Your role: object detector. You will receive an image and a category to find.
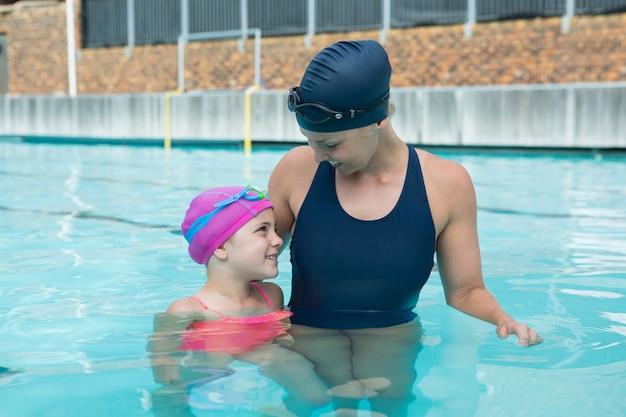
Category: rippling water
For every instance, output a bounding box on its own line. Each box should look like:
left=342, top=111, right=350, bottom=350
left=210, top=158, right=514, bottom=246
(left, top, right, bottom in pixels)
left=1, top=141, right=624, bottom=417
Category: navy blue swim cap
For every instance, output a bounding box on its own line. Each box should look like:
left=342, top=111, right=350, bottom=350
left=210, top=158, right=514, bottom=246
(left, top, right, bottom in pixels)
left=292, top=40, right=391, bottom=133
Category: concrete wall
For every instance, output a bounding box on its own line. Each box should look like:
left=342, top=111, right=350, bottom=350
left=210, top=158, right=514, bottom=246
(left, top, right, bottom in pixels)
left=0, top=93, right=164, bottom=141
left=2, top=82, right=624, bottom=148
left=394, top=83, right=626, bottom=148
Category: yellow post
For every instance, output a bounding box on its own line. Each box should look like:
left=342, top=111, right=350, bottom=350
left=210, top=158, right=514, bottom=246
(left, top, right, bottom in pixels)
left=164, top=91, right=172, bottom=151
left=244, top=84, right=260, bottom=156
left=164, top=90, right=181, bottom=151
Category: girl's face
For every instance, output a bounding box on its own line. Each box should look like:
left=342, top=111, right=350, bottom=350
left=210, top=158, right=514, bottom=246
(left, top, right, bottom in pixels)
left=223, top=209, right=282, bottom=280
left=302, top=124, right=380, bottom=175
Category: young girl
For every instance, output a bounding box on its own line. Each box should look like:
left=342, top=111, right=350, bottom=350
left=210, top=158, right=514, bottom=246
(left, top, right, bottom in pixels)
left=148, top=185, right=330, bottom=414
left=169, top=185, right=292, bottom=353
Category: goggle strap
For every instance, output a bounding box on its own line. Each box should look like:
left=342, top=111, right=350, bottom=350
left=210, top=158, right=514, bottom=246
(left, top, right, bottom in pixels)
left=183, top=185, right=267, bottom=244
left=289, top=88, right=389, bottom=124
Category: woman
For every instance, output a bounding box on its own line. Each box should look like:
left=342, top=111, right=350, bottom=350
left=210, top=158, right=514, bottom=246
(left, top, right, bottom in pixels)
left=268, top=40, right=542, bottom=415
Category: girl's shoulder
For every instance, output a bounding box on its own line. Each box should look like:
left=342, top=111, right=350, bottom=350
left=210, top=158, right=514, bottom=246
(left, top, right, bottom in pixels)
left=253, top=281, right=286, bottom=309
left=166, top=297, right=215, bottom=316
left=166, top=297, right=199, bottom=314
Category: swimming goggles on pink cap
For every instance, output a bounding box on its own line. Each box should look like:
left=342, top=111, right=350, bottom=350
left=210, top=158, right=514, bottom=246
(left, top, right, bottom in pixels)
left=288, top=87, right=390, bottom=124
left=184, top=185, right=267, bottom=244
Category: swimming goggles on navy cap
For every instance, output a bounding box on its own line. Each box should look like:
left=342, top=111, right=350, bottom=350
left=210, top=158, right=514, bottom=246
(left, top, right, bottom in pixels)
left=288, top=87, right=390, bottom=124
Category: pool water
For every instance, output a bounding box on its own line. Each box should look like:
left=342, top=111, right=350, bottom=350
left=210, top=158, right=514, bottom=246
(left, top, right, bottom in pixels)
left=1, top=140, right=625, bottom=417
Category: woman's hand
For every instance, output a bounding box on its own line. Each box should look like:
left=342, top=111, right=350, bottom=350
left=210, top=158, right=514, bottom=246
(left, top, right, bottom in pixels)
left=496, top=319, right=544, bottom=347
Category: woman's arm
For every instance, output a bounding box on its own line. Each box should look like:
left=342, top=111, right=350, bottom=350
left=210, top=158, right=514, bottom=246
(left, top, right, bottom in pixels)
left=435, top=160, right=542, bottom=347
left=268, top=145, right=317, bottom=254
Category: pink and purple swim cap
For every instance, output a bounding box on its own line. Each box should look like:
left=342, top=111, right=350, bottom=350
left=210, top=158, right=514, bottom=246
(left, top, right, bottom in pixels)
left=181, top=186, right=274, bottom=265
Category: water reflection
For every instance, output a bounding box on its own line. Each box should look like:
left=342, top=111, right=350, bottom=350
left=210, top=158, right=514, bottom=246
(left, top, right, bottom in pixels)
left=285, top=320, right=425, bottom=416
left=146, top=315, right=460, bottom=416
left=148, top=312, right=328, bottom=416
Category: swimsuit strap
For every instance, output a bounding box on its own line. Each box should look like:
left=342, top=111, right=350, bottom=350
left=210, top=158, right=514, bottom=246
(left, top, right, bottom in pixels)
left=250, top=282, right=274, bottom=308
left=189, top=295, right=210, bottom=309
left=188, top=296, right=225, bottom=317
left=188, top=282, right=273, bottom=314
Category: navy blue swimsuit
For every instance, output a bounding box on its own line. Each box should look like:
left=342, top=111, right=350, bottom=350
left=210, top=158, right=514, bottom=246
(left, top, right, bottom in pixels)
left=289, top=145, right=436, bottom=329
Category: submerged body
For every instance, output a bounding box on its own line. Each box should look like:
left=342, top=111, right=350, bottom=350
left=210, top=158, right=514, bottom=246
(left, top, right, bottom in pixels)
left=180, top=282, right=292, bottom=354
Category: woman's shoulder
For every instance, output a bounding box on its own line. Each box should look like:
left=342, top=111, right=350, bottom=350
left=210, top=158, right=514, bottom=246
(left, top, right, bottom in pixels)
left=414, top=147, right=477, bottom=233
left=276, top=145, right=316, bottom=169
left=269, top=145, right=318, bottom=207
left=415, top=147, right=473, bottom=190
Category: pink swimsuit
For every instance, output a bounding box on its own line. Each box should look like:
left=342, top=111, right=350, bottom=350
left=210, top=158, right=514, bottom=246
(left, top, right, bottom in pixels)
left=179, top=282, right=293, bottom=354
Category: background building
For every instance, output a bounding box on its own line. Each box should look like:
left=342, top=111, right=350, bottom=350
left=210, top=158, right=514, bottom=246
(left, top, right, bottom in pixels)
left=0, top=0, right=625, bottom=96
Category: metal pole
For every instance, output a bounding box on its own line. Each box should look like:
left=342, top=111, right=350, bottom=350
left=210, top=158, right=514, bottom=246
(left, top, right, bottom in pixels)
left=181, top=0, right=189, bottom=44
left=562, top=0, right=575, bottom=34
left=380, top=0, right=390, bottom=44
left=178, top=35, right=185, bottom=91
left=245, top=28, right=262, bottom=156
left=66, top=0, right=77, bottom=96
left=128, top=0, right=135, bottom=48
left=305, top=0, right=315, bottom=49
left=125, top=0, right=135, bottom=57
left=254, top=28, right=261, bottom=87
left=464, top=0, right=476, bottom=39
left=178, top=29, right=261, bottom=92
left=240, top=0, right=248, bottom=52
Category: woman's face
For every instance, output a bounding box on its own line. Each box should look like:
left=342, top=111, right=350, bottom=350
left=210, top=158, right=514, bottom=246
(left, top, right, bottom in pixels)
left=302, top=124, right=380, bottom=175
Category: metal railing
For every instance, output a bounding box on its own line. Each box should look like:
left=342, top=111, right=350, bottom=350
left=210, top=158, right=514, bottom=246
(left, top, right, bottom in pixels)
left=81, top=0, right=626, bottom=49
left=177, top=28, right=262, bottom=91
